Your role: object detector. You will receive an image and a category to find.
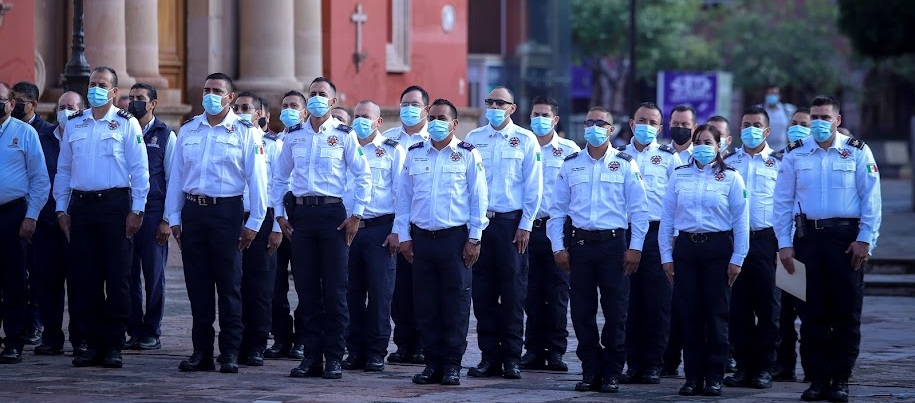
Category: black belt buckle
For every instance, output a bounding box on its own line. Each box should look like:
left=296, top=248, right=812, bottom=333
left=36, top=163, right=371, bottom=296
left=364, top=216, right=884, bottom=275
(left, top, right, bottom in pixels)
left=533, top=218, right=547, bottom=228
left=485, top=211, right=495, bottom=219
left=689, top=232, right=708, bottom=243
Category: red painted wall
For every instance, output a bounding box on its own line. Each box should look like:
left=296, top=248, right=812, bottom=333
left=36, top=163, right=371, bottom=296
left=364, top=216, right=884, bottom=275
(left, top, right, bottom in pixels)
left=321, top=0, right=468, bottom=108
left=0, top=0, right=36, bottom=84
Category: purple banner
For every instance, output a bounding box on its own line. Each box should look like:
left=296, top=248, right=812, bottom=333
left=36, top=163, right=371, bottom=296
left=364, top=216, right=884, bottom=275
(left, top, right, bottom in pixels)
left=659, top=72, right=718, bottom=128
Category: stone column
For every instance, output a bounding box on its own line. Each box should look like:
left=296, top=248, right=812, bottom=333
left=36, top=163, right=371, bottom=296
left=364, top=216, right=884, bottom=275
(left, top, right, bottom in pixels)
left=295, top=0, right=323, bottom=82
left=235, top=0, right=302, bottom=97
left=125, top=0, right=168, bottom=89
left=84, top=0, right=135, bottom=88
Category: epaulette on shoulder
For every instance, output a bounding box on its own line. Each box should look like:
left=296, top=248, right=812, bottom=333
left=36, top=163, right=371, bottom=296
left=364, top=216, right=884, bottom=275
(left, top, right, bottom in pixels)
left=238, top=118, right=254, bottom=128
left=564, top=152, right=579, bottom=161
left=383, top=138, right=399, bottom=148
left=615, top=145, right=627, bottom=151
left=264, top=132, right=279, bottom=141
left=725, top=165, right=737, bottom=171
left=408, top=142, right=424, bottom=151
left=658, top=144, right=675, bottom=154
left=723, top=150, right=737, bottom=159
left=616, top=151, right=633, bottom=162
left=846, top=137, right=866, bottom=150
left=771, top=149, right=785, bottom=161
left=69, top=109, right=85, bottom=120
left=674, top=164, right=691, bottom=170
left=458, top=141, right=475, bottom=151
left=786, top=139, right=804, bottom=153
left=336, top=124, right=352, bottom=133
left=116, top=109, right=134, bottom=120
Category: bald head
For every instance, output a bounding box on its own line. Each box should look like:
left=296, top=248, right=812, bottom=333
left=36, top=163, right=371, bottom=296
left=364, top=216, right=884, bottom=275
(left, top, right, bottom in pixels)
left=58, top=91, right=84, bottom=111
left=354, top=100, right=381, bottom=120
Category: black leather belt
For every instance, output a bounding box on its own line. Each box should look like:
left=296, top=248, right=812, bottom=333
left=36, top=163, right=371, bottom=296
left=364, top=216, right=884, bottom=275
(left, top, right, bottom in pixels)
left=0, top=197, right=25, bottom=210
left=533, top=216, right=549, bottom=229
left=295, top=195, right=342, bottom=206
left=185, top=193, right=242, bottom=206
left=486, top=210, right=522, bottom=220
left=806, top=217, right=859, bottom=230
left=359, top=214, right=394, bottom=229
left=74, top=187, right=129, bottom=202
left=570, top=226, right=624, bottom=242
left=410, top=224, right=467, bottom=239
left=681, top=230, right=732, bottom=243
left=750, top=227, right=775, bottom=240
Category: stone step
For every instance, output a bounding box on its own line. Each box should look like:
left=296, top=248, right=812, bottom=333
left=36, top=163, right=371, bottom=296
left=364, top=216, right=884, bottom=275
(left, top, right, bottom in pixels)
left=864, top=274, right=915, bottom=297
left=867, top=258, right=915, bottom=275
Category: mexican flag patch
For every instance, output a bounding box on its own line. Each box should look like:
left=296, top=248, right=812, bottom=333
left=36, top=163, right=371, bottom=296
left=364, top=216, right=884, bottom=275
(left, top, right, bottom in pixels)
left=136, top=135, right=143, bottom=144
left=535, top=152, right=542, bottom=162
left=867, top=163, right=878, bottom=174
left=634, top=172, right=642, bottom=181
left=476, top=162, right=484, bottom=172
left=255, top=144, right=265, bottom=155
left=357, top=147, right=365, bottom=157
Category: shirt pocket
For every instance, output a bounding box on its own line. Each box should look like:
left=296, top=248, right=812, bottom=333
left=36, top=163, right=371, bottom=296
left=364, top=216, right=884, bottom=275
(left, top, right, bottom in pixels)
left=644, top=165, right=668, bottom=189
left=98, top=130, right=124, bottom=158
left=369, top=158, right=391, bottom=187
left=68, top=130, right=90, bottom=158
left=213, top=135, right=241, bottom=163
left=795, top=161, right=815, bottom=189
left=831, top=161, right=856, bottom=188
left=754, top=167, right=778, bottom=195
left=501, top=149, right=524, bottom=178
left=318, top=146, right=344, bottom=173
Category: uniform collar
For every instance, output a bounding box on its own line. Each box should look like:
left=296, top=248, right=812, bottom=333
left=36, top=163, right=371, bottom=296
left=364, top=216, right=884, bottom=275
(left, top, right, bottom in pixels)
left=737, top=143, right=773, bottom=159
left=399, top=124, right=429, bottom=140
left=366, top=133, right=384, bottom=149
left=485, top=120, right=517, bottom=139
left=544, top=133, right=562, bottom=150
left=629, top=138, right=658, bottom=152
left=142, top=116, right=157, bottom=134
left=90, top=105, right=119, bottom=122
left=585, top=144, right=615, bottom=162
left=199, top=109, right=239, bottom=129
left=809, top=132, right=845, bottom=152
left=425, top=136, right=462, bottom=154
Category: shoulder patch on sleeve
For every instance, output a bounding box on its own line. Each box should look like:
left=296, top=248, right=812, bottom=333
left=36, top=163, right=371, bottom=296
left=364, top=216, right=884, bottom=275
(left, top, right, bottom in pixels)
left=69, top=109, right=85, bottom=120
left=674, top=164, right=691, bottom=170
left=846, top=137, right=866, bottom=150
left=335, top=124, right=352, bottom=133
left=658, top=144, right=675, bottom=154
left=116, top=109, right=134, bottom=120
left=564, top=152, right=579, bottom=161
left=615, top=145, right=627, bottom=151
left=408, top=142, right=424, bottom=151
left=458, top=141, right=475, bottom=151
left=616, top=151, right=633, bottom=162
left=786, top=139, right=804, bottom=153
left=383, top=138, right=399, bottom=148
left=238, top=118, right=254, bottom=128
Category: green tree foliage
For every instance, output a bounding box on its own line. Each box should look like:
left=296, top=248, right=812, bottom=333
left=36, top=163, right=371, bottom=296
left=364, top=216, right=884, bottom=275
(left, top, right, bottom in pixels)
left=837, top=0, right=915, bottom=60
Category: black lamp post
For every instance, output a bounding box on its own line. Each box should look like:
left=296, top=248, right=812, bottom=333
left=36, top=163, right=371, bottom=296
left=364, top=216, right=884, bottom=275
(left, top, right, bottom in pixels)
left=63, top=0, right=89, bottom=102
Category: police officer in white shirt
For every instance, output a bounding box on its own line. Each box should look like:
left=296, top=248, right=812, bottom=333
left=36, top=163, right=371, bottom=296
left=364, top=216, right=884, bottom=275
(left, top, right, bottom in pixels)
left=271, top=77, right=371, bottom=380
left=659, top=124, right=749, bottom=397
left=397, top=98, right=488, bottom=386
left=548, top=106, right=648, bottom=393
left=54, top=67, right=150, bottom=369
left=722, top=106, right=781, bottom=390
left=166, top=73, right=268, bottom=374
left=465, top=86, right=543, bottom=380
left=617, top=102, right=682, bottom=385
left=519, top=96, right=579, bottom=373
left=774, top=95, right=881, bottom=403
left=382, top=85, right=430, bottom=365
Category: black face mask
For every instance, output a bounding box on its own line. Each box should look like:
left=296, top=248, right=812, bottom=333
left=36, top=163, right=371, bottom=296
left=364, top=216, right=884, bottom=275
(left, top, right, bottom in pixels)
left=670, top=127, right=693, bottom=145
left=258, top=117, right=267, bottom=130
left=0, top=103, right=7, bottom=120
left=11, top=102, right=27, bottom=120
left=128, top=101, right=149, bottom=120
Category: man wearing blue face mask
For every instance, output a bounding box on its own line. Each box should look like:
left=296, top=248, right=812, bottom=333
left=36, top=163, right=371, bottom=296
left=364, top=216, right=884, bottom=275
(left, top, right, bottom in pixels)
left=465, top=86, right=543, bottom=380
left=382, top=85, right=430, bottom=365
left=331, top=107, right=351, bottom=126
left=722, top=106, right=781, bottom=390
left=759, top=86, right=796, bottom=153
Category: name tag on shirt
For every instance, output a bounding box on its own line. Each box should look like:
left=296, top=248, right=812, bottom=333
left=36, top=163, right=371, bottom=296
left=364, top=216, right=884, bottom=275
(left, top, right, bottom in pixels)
left=321, top=148, right=343, bottom=159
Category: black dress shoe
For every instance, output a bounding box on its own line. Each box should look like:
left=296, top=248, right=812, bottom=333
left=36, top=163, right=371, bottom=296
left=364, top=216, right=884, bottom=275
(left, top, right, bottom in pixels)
left=519, top=351, right=544, bottom=370
left=290, top=358, right=323, bottom=378
left=178, top=351, right=215, bottom=372
left=123, top=336, right=140, bottom=350
left=289, top=343, right=305, bottom=359
left=342, top=353, right=365, bottom=370
left=600, top=378, right=620, bottom=393
left=34, top=343, right=64, bottom=356
left=103, top=350, right=123, bottom=368
left=411, top=350, right=426, bottom=364
left=323, top=359, right=343, bottom=379
left=468, top=360, right=501, bottom=377
left=545, top=352, right=568, bottom=372
left=724, top=369, right=752, bottom=387
left=245, top=351, right=264, bottom=366
left=751, top=370, right=773, bottom=389
left=441, top=367, right=461, bottom=385
left=679, top=380, right=704, bottom=396
left=828, top=380, right=849, bottom=403
left=364, top=356, right=384, bottom=372
left=641, top=368, right=662, bottom=384
left=503, top=360, right=522, bottom=379
left=73, top=348, right=104, bottom=367
left=772, top=366, right=798, bottom=382
left=264, top=342, right=290, bottom=359
left=661, top=366, right=679, bottom=377
left=703, top=381, right=723, bottom=396
left=801, top=382, right=829, bottom=401
left=72, top=343, right=88, bottom=357
left=138, top=337, right=161, bottom=350
left=619, top=370, right=641, bottom=384
left=219, top=353, right=239, bottom=373
left=387, top=348, right=413, bottom=364
left=412, top=366, right=443, bottom=385
left=0, top=347, right=22, bottom=364
left=22, top=328, right=42, bottom=345
left=575, top=374, right=602, bottom=392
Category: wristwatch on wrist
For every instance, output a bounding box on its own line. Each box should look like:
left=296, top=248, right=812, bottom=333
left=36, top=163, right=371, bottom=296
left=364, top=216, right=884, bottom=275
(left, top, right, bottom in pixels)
left=132, top=210, right=144, bottom=218
left=353, top=214, right=363, bottom=220
left=553, top=249, right=565, bottom=255
left=468, top=238, right=481, bottom=245
left=56, top=211, right=68, bottom=218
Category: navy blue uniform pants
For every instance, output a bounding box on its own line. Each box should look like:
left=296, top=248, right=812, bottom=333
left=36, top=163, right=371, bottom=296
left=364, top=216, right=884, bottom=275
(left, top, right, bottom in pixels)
left=180, top=198, right=244, bottom=356
left=777, top=291, right=809, bottom=374
left=472, top=215, right=526, bottom=364
left=523, top=221, right=569, bottom=356
left=730, top=228, right=780, bottom=373
left=32, top=220, right=84, bottom=349
left=241, top=209, right=276, bottom=354
left=673, top=232, right=732, bottom=383
left=290, top=202, right=349, bottom=362
left=412, top=226, right=472, bottom=372
left=128, top=210, right=167, bottom=339
left=625, top=224, right=672, bottom=373
left=391, top=253, right=420, bottom=353
left=794, top=225, right=863, bottom=383
left=569, top=234, right=629, bottom=380
left=345, top=217, right=396, bottom=360
left=0, top=199, right=28, bottom=351
left=271, top=235, right=304, bottom=345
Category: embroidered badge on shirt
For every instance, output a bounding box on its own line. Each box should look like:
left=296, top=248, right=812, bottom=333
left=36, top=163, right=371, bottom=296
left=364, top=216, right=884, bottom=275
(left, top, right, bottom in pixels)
left=9, top=137, right=18, bottom=148
left=375, top=148, right=385, bottom=157
left=553, top=148, right=563, bottom=156
left=327, top=135, right=339, bottom=146
left=109, top=121, right=119, bottom=130
left=227, top=124, right=236, bottom=133
left=715, top=172, right=726, bottom=181
left=608, top=161, right=620, bottom=171
left=150, top=136, right=157, bottom=144
left=765, top=158, right=775, bottom=167
left=839, top=149, right=851, bottom=159
left=651, top=155, right=662, bottom=164
left=451, top=152, right=462, bottom=161
left=509, top=137, right=520, bottom=147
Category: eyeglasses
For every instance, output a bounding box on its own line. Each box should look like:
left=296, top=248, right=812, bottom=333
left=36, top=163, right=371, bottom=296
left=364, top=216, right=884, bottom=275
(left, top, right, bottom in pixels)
left=484, top=99, right=514, bottom=107
left=232, top=104, right=257, bottom=113
left=584, top=119, right=611, bottom=128
left=400, top=102, right=424, bottom=108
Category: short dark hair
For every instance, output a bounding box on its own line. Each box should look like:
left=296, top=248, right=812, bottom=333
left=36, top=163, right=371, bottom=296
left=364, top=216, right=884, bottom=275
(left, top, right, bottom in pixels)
left=236, top=90, right=263, bottom=109
left=283, top=90, right=307, bottom=105
left=692, top=123, right=727, bottom=173
left=707, top=115, right=729, bottom=125
left=310, top=76, right=337, bottom=95
left=92, top=66, right=119, bottom=87
left=742, top=105, right=769, bottom=126
left=259, top=96, right=269, bottom=111
left=401, top=85, right=429, bottom=106
left=810, top=95, right=840, bottom=114
left=205, top=72, right=234, bottom=93
left=632, top=101, right=664, bottom=121
left=531, top=96, right=559, bottom=115
left=793, top=106, right=810, bottom=116
left=671, top=104, right=696, bottom=123
left=11, top=81, right=39, bottom=101
left=130, top=82, right=158, bottom=101
left=491, top=86, right=515, bottom=102
left=588, top=106, right=613, bottom=123
left=431, top=98, right=457, bottom=120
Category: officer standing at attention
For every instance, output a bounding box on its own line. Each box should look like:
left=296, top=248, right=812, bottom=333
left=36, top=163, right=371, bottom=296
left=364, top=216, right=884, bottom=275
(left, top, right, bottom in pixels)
left=520, top=96, right=579, bottom=372
left=707, top=116, right=733, bottom=157
left=659, top=124, right=749, bottom=396
left=54, top=66, right=150, bottom=368
left=722, top=106, right=781, bottom=390
left=123, top=83, right=176, bottom=352
left=617, top=102, right=682, bottom=385
left=332, top=106, right=352, bottom=126
left=465, top=86, right=543, bottom=380
left=232, top=91, right=283, bottom=367
left=165, top=72, right=268, bottom=374
left=548, top=106, right=648, bottom=393
left=382, top=85, right=430, bottom=365
left=0, top=82, right=50, bottom=364
left=397, top=98, right=488, bottom=386
left=341, top=100, right=405, bottom=372
left=774, top=95, right=881, bottom=403
left=271, top=77, right=371, bottom=380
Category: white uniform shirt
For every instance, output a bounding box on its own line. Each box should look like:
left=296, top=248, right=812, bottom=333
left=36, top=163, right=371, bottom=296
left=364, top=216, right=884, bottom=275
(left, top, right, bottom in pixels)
left=55, top=106, right=150, bottom=212
left=676, top=143, right=693, bottom=167
left=464, top=121, right=543, bottom=231
left=0, top=117, right=50, bottom=219
left=382, top=124, right=429, bottom=149
left=618, top=140, right=683, bottom=222
left=546, top=147, right=650, bottom=252
left=725, top=145, right=781, bottom=231
left=343, top=134, right=406, bottom=227
left=539, top=135, right=580, bottom=219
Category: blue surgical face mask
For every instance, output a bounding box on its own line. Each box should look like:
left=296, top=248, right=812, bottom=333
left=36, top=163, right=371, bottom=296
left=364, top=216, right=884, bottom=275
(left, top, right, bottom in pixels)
left=400, top=106, right=423, bottom=127
left=87, top=86, right=112, bottom=108
left=765, top=94, right=779, bottom=105
left=352, top=117, right=374, bottom=139
left=279, top=108, right=302, bottom=128
left=632, top=124, right=658, bottom=145
left=787, top=125, right=811, bottom=143
left=237, top=113, right=253, bottom=123
left=202, top=93, right=225, bottom=115
left=306, top=96, right=330, bottom=117
left=485, top=109, right=506, bottom=128
left=583, top=126, right=609, bottom=147
left=692, top=144, right=717, bottom=165
left=740, top=126, right=766, bottom=149
left=810, top=119, right=834, bottom=142
left=428, top=119, right=452, bottom=142
left=530, top=116, right=554, bottom=137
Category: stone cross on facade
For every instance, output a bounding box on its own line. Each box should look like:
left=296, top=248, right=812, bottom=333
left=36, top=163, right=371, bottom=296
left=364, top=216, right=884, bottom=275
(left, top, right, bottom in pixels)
left=351, top=3, right=367, bottom=72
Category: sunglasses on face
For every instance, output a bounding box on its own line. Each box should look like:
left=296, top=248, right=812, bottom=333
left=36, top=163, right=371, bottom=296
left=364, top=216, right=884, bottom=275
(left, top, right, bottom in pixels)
left=484, top=99, right=514, bottom=107
left=584, top=119, right=611, bottom=128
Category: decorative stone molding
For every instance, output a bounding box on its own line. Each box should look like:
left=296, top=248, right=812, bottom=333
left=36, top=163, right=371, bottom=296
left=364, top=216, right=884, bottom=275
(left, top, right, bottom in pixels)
left=386, top=0, right=411, bottom=73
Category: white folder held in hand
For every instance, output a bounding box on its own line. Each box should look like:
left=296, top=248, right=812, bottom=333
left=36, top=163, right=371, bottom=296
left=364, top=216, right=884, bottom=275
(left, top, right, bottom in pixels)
left=776, top=257, right=806, bottom=302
